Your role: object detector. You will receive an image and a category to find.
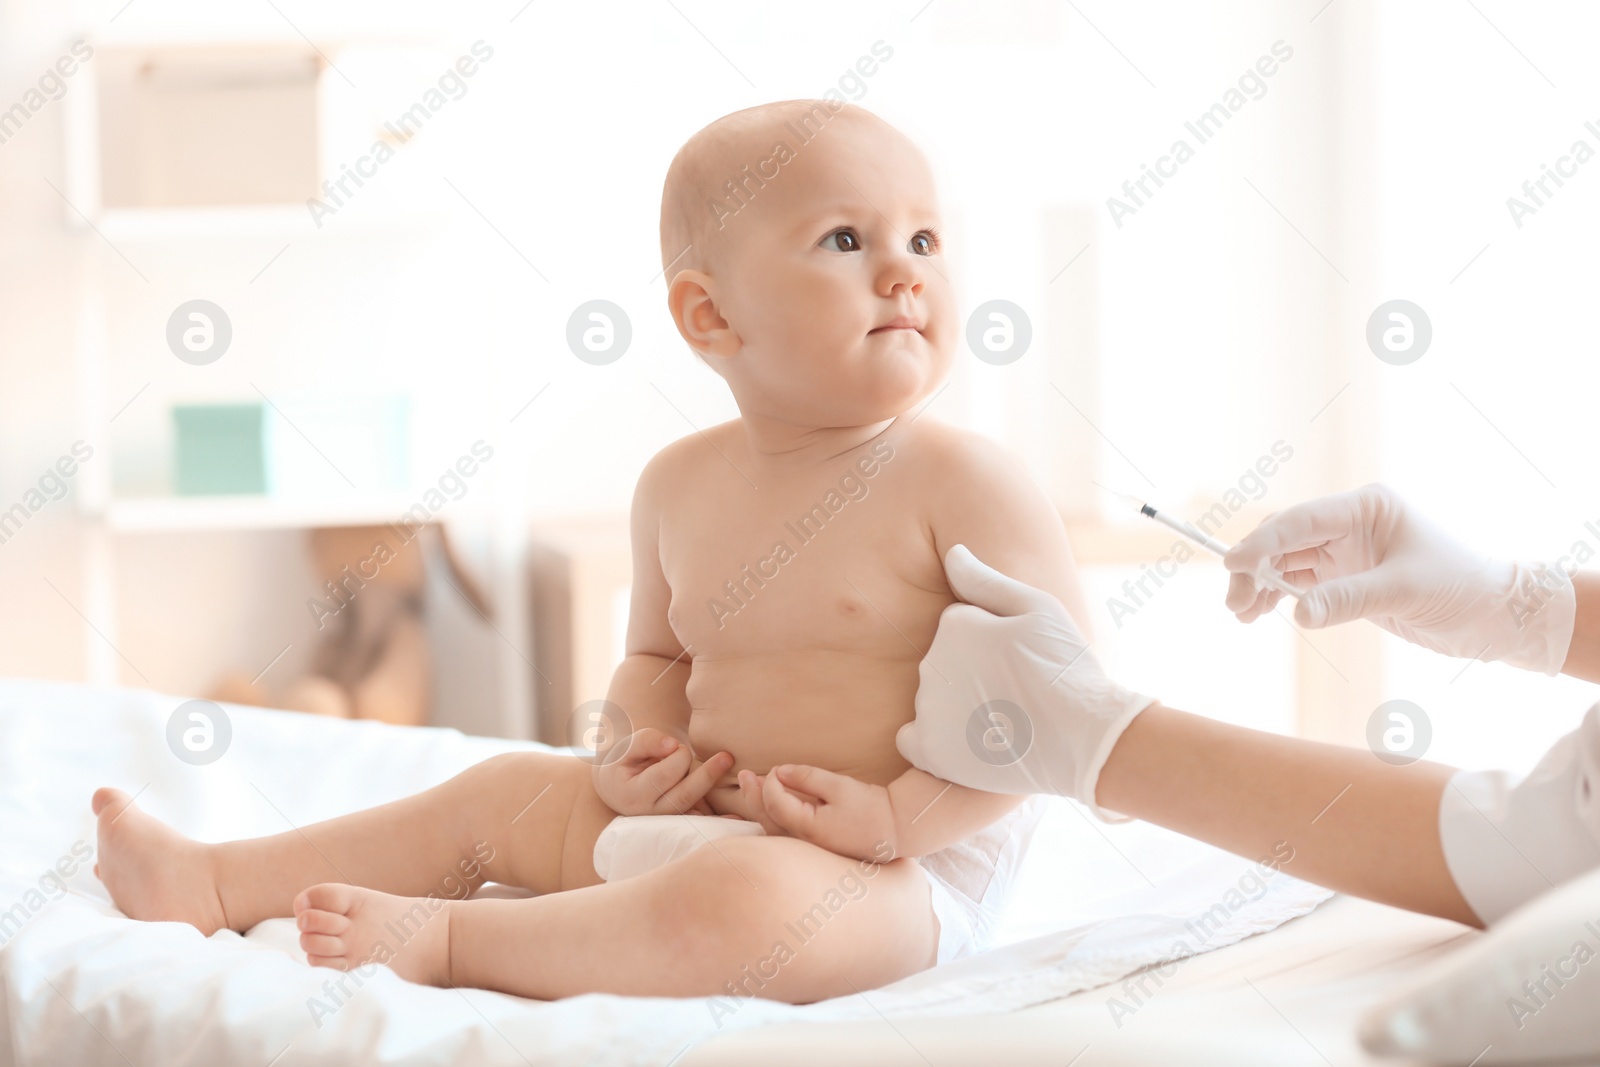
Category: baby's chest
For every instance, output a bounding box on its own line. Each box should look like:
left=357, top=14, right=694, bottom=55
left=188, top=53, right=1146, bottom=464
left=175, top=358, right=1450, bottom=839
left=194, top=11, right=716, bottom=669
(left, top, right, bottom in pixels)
left=661, top=484, right=945, bottom=655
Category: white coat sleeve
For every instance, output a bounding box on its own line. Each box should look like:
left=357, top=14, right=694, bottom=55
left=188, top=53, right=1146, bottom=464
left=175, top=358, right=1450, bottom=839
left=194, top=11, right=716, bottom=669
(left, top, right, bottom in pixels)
left=1438, top=700, right=1600, bottom=925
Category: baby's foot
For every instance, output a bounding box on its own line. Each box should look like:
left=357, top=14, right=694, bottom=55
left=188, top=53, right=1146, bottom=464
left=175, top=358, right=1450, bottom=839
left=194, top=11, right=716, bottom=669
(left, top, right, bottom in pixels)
left=92, top=786, right=230, bottom=935
left=294, top=884, right=453, bottom=987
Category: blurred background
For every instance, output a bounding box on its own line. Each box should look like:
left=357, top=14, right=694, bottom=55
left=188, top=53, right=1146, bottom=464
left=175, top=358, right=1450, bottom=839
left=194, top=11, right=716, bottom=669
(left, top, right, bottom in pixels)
left=2, top=0, right=1596, bottom=780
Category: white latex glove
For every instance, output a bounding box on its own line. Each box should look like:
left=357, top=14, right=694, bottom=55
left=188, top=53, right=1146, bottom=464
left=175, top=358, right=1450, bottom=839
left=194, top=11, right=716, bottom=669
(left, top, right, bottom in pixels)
left=1224, top=483, right=1577, bottom=676
left=896, top=545, right=1157, bottom=817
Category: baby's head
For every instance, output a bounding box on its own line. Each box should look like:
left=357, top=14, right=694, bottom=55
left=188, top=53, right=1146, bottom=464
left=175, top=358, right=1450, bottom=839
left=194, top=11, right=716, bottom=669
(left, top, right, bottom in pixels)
left=659, top=101, right=955, bottom=428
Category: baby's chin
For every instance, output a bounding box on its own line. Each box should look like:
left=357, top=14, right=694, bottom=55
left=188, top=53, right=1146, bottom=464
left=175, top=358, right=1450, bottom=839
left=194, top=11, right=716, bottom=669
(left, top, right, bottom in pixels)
left=732, top=338, right=951, bottom=424
left=737, top=379, right=929, bottom=428
left=863, top=347, right=951, bottom=412
left=815, top=372, right=948, bottom=425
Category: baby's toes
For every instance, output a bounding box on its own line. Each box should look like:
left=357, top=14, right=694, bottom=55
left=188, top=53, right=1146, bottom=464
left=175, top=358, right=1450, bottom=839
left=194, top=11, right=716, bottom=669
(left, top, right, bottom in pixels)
left=91, top=786, right=128, bottom=817
left=297, top=906, right=354, bottom=960
left=305, top=952, right=355, bottom=971
left=295, top=882, right=358, bottom=920
left=297, top=905, right=352, bottom=936
left=295, top=884, right=365, bottom=969
left=300, top=931, right=351, bottom=960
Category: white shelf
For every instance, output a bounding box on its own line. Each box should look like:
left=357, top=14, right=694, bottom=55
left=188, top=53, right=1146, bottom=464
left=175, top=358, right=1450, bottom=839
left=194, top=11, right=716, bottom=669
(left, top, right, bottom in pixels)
left=95, top=493, right=491, bottom=532
left=61, top=35, right=449, bottom=243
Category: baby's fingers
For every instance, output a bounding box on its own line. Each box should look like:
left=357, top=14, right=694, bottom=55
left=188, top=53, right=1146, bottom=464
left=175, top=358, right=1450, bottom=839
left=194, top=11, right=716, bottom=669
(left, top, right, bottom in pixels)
left=771, top=764, right=845, bottom=803
left=617, top=728, right=678, bottom=768
left=737, top=770, right=784, bottom=835
left=655, top=751, right=732, bottom=815
left=761, top=773, right=817, bottom=837
left=630, top=743, right=692, bottom=798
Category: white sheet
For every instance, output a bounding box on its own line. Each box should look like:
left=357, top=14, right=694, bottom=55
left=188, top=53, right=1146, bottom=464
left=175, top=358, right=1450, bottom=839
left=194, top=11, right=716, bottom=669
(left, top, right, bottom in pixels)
left=0, top=679, right=1331, bottom=1066
left=693, top=895, right=1478, bottom=1066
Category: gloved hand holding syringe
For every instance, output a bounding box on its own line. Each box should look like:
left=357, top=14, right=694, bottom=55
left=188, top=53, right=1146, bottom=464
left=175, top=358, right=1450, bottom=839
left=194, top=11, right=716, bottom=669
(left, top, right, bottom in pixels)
left=1096, top=484, right=1307, bottom=601
left=1105, top=481, right=1577, bottom=676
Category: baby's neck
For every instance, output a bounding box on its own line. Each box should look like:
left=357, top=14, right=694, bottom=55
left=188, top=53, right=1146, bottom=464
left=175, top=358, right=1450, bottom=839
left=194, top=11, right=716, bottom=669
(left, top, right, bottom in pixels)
left=737, top=410, right=899, bottom=467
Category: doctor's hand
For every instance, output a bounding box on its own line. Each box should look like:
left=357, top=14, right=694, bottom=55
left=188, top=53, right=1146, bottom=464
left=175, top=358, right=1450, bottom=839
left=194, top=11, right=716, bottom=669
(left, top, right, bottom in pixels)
left=1224, top=483, right=1576, bottom=675
left=896, top=545, right=1157, bottom=815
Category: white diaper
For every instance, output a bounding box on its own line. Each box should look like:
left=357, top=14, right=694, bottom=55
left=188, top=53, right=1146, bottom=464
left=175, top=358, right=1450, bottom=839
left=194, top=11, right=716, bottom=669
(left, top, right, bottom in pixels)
left=592, top=813, right=767, bottom=881
left=916, top=796, right=1046, bottom=964
left=592, top=798, right=1046, bottom=966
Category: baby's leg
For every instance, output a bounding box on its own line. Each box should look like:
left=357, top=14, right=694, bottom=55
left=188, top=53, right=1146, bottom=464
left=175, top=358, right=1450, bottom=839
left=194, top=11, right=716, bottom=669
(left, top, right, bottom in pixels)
left=93, top=751, right=614, bottom=935
left=297, top=834, right=939, bottom=1001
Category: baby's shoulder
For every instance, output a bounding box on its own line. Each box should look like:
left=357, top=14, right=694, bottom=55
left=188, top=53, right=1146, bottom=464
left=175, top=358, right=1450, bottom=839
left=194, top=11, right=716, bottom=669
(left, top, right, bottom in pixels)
left=633, top=420, right=742, bottom=498
left=892, top=417, right=1032, bottom=491
left=890, top=417, right=1061, bottom=533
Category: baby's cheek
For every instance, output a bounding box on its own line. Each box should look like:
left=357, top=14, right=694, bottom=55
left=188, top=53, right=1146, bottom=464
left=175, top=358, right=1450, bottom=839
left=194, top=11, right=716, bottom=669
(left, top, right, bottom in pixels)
left=924, top=317, right=957, bottom=365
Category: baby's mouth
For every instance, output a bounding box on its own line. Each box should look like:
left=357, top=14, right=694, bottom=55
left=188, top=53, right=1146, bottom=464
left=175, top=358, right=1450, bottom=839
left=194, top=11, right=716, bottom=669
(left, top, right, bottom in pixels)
left=869, top=316, right=923, bottom=335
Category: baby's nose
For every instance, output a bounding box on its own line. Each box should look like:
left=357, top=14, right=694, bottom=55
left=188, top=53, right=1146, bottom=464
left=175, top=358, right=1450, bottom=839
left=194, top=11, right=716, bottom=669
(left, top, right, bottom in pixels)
left=877, top=254, right=926, bottom=297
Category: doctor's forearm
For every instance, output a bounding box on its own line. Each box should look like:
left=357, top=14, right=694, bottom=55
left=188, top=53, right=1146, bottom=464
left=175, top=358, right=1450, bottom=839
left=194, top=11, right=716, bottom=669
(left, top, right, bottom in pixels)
left=1560, top=571, right=1600, bottom=684
left=1096, top=704, right=1481, bottom=927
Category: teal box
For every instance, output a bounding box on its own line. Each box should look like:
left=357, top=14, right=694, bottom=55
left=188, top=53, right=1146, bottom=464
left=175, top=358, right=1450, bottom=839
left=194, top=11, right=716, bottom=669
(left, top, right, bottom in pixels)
left=174, top=403, right=268, bottom=495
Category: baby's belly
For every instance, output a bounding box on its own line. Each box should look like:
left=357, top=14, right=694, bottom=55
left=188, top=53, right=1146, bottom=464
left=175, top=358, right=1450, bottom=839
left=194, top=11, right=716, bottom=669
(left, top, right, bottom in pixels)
left=686, top=649, right=918, bottom=812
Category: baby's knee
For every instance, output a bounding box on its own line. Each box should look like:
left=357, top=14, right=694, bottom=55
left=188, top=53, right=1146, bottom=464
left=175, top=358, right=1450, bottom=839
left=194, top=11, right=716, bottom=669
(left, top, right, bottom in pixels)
left=654, top=837, right=865, bottom=933
left=643, top=838, right=806, bottom=959
left=649, top=838, right=931, bottom=1000
left=464, top=750, right=589, bottom=796
left=446, top=751, right=592, bottom=859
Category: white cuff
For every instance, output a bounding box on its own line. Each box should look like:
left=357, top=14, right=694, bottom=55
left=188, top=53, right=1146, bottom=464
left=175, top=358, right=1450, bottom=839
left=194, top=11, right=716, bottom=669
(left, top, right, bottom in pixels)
left=1438, top=702, right=1600, bottom=924
left=1077, top=690, right=1157, bottom=823
left=1499, top=560, right=1578, bottom=676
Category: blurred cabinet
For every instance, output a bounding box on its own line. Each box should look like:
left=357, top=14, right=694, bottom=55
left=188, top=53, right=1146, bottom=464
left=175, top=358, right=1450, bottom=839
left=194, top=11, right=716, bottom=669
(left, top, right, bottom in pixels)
left=57, top=32, right=532, bottom=737
left=62, top=34, right=452, bottom=235
left=527, top=517, right=630, bottom=747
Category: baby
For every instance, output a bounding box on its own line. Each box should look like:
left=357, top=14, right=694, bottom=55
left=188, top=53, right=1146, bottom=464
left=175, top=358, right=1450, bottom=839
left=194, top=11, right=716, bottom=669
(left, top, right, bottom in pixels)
left=91, top=99, right=1094, bottom=1003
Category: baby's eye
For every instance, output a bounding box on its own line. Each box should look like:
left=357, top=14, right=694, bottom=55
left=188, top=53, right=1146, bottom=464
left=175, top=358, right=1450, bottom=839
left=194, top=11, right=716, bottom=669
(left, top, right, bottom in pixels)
left=909, top=230, right=940, bottom=256
left=820, top=228, right=861, bottom=253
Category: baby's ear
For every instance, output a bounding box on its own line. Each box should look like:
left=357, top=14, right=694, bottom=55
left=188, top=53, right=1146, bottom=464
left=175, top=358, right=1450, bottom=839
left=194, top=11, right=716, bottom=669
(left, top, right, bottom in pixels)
left=666, top=270, right=740, bottom=362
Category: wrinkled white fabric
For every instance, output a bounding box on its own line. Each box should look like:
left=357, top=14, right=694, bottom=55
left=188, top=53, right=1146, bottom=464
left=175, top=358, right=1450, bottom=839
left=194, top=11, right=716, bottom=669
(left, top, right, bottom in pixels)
left=897, top=545, right=1156, bottom=817
left=0, top=679, right=1329, bottom=1067
left=1361, top=863, right=1600, bottom=1064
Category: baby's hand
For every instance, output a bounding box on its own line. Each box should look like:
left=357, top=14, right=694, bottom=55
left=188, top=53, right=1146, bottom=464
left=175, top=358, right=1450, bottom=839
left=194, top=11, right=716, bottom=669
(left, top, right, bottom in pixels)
left=593, top=728, right=732, bottom=817
left=757, top=765, right=898, bottom=863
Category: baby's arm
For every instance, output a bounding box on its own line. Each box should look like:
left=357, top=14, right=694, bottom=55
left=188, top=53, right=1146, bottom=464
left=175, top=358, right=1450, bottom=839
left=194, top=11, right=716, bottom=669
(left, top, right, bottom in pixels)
left=884, top=767, right=1021, bottom=855
left=755, top=763, right=1017, bottom=860
left=593, top=448, right=732, bottom=816
left=923, top=426, right=1094, bottom=640
left=888, top=428, right=1095, bottom=849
